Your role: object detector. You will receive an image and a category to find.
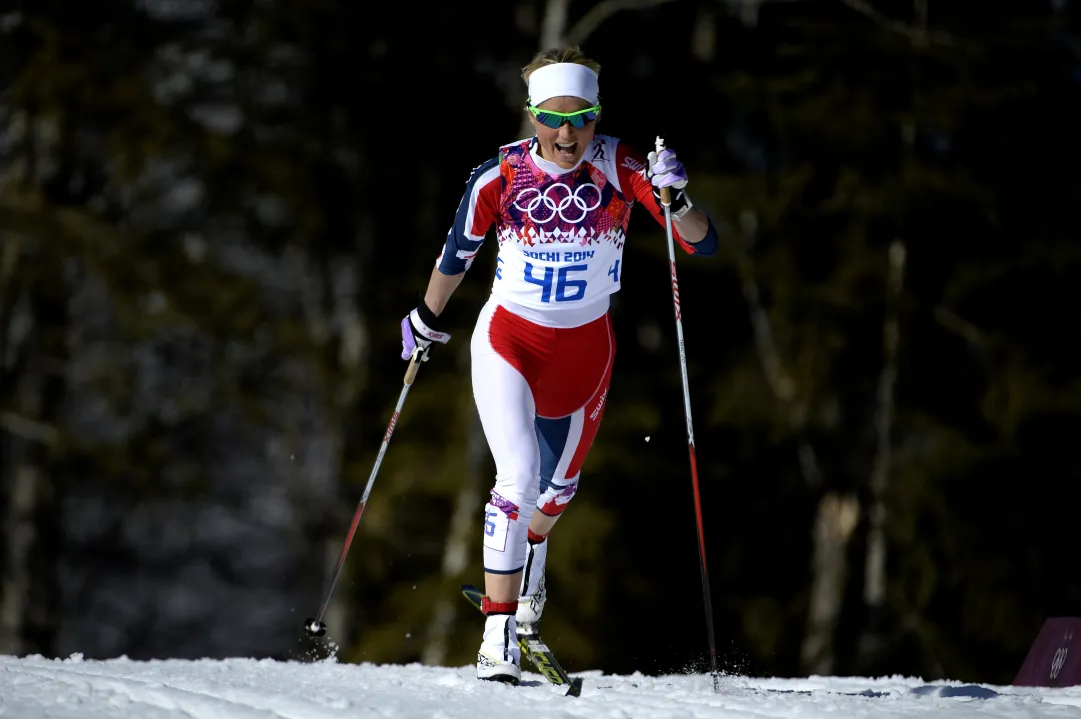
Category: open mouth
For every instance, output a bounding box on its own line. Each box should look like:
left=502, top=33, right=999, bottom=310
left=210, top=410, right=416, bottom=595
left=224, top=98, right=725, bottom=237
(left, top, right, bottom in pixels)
left=554, top=142, right=577, bottom=159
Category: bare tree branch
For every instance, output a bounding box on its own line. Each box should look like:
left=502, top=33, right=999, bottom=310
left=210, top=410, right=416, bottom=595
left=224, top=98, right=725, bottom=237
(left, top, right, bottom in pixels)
left=566, top=0, right=684, bottom=47
left=0, top=410, right=59, bottom=446
left=837, top=0, right=959, bottom=48
left=1, top=233, right=21, bottom=294
left=934, top=306, right=985, bottom=348
left=540, top=0, right=572, bottom=50
left=730, top=211, right=822, bottom=488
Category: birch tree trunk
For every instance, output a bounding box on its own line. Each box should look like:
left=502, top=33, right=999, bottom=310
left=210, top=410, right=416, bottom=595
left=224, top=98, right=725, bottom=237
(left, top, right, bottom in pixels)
left=0, top=242, right=68, bottom=658
left=421, top=348, right=486, bottom=666
left=0, top=102, right=66, bottom=656
left=0, top=262, right=55, bottom=657
left=729, top=210, right=856, bottom=676
left=801, top=492, right=861, bottom=673
left=857, top=0, right=924, bottom=667
left=0, top=254, right=31, bottom=657
left=691, top=4, right=717, bottom=63
left=321, top=245, right=371, bottom=650
left=0, top=442, right=47, bottom=656
left=282, top=249, right=363, bottom=659
left=858, top=240, right=906, bottom=665
left=0, top=255, right=36, bottom=656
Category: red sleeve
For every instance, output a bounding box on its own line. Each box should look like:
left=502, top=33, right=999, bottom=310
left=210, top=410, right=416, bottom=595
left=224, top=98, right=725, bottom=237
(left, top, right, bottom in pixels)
left=616, top=142, right=695, bottom=255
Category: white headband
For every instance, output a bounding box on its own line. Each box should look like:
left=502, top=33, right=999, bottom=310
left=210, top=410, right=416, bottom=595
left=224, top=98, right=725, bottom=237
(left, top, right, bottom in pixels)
left=527, top=63, right=600, bottom=106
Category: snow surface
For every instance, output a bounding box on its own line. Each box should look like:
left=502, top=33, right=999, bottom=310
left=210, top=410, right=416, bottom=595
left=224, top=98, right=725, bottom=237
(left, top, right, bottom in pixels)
left=3, top=654, right=1081, bottom=718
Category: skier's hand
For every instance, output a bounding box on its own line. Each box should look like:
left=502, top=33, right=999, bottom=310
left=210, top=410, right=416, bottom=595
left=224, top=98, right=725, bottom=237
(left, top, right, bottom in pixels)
left=647, top=147, right=693, bottom=220
left=401, top=298, right=450, bottom=361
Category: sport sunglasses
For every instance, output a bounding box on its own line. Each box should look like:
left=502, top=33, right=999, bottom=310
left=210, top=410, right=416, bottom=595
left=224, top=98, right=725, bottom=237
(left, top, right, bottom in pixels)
left=527, top=104, right=601, bottom=130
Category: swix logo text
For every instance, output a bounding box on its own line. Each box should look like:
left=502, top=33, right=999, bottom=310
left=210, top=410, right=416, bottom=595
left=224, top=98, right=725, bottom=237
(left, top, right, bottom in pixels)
left=621, top=156, right=645, bottom=173
left=384, top=412, right=399, bottom=443
left=671, top=261, right=681, bottom=320
left=590, top=387, right=609, bottom=421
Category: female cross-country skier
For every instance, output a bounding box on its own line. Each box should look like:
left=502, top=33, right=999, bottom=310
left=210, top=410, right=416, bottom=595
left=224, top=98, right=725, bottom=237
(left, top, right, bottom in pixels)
left=400, top=45, right=718, bottom=684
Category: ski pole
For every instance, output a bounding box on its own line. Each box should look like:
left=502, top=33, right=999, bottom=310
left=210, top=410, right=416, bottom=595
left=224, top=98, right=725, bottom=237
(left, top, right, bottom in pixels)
left=304, top=346, right=426, bottom=637
left=656, top=135, right=720, bottom=691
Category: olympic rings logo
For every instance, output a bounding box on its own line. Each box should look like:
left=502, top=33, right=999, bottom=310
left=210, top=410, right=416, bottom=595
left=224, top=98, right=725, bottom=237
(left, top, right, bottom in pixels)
left=513, top=183, right=601, bottom=224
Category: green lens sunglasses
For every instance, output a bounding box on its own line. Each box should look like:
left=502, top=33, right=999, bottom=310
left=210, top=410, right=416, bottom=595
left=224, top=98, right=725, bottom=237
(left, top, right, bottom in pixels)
left=528, top=104, right=601, bottom=130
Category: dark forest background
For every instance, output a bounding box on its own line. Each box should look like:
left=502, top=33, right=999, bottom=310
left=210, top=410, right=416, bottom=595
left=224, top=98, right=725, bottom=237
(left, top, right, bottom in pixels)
left=2, top=0, right=1079, bottom=686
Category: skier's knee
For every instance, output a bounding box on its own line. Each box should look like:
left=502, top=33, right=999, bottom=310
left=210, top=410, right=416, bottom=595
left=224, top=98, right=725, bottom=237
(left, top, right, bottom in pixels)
left=536, top=474, right=579, bottom=517
left=488, top=471, right=539, bottom=528
left=491, top=462, right=540, bottom=506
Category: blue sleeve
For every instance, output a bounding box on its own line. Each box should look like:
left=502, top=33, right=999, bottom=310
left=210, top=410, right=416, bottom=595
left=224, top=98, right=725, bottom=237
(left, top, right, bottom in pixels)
left=689, top=217, right=719, bottom=257
left=437, top=156, right=501, bottom=275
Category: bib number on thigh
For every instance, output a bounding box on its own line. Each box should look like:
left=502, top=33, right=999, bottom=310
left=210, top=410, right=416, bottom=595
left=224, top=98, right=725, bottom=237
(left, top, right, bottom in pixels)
left=483, top=492, right=520, bottom=553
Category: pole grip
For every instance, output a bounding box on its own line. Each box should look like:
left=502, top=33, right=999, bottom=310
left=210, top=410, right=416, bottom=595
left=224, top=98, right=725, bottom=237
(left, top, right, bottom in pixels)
left=404, top=349, right=423, bottom=385
left=655, top=135, right=672, bottom=207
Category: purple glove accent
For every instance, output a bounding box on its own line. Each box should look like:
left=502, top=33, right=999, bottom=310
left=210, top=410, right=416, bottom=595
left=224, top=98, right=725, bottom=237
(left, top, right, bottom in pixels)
left=648, top=148, right=689, bottom=189
left=646, top=147, right=693, bottom=219
left=401, top=316, right=418, bottom=360
left=400, top=305, right=450, bottom=361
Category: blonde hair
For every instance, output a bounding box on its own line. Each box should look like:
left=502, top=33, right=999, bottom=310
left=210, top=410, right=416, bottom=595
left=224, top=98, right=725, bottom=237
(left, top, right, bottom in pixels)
left=521, top=45, right=602, bottom=88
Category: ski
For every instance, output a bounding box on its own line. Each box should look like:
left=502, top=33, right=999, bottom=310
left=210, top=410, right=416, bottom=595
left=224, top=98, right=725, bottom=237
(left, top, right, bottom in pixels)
left=461, top=584, right=583, bottom=698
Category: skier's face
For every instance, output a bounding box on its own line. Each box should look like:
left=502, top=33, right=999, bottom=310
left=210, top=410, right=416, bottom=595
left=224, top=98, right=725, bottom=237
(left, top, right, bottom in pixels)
left=528, top=96, right=599, bottom=170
